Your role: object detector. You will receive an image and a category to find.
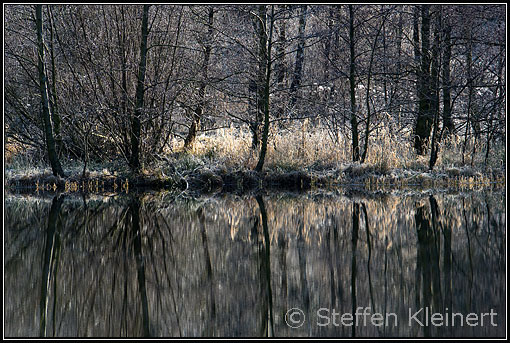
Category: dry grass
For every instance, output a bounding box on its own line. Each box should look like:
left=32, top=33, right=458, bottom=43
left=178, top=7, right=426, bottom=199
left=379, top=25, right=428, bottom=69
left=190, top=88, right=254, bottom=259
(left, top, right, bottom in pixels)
left=164, top=122, right=504, bottom=175
left=6, top=123, right=505, bottom=185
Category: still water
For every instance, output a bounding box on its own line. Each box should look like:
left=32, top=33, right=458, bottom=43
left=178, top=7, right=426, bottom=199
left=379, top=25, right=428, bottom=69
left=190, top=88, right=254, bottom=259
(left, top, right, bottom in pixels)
left=4, top=190, right=506, bottom=337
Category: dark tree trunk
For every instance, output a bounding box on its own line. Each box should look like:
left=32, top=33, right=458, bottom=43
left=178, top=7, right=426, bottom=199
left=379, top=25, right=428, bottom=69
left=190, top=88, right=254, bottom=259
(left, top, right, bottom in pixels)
left=47, top=6, right=62, bottom=156
left=252, top=5, right=268, bottom=150
left=120, top=15, right=130, bottom=159
left=361, top=7, right=387, bottom=164
left=275, top=5, right=287, bottom=119
left=114, top=6, right=131, bottom=160
left=36, top=4, right=65, bottom=177
left=485, top=45, right=504, bottom=166
left=442, top=22, right=454, bottom=136
left=289, top=5, right=307, bottom=107
left=323, top=6, right=335, bottom=84
left=414, top=5, right=433, bottom=156
left=275, top=6, right=286, bottom=86
left=184, top=6, right=214, bottom=150
left=349, top=5, right=359, bottom=162
left=462, top=30, right=474, bottom=165
left=255, top=5, right=274, bottom=172
left=429, top=9, right=441, bottom=170
left=413, top=5, right=421, bottom=84
left=130, top=5, right=150, bottom=172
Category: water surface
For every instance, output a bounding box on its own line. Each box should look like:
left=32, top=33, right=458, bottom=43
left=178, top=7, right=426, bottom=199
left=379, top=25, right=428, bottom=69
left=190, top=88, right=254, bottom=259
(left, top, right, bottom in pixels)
left=4, top=190, right=506, bottom=337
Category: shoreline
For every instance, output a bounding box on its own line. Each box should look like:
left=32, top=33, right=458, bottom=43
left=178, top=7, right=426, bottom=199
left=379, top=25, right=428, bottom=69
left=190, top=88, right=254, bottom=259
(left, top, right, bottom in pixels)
left=5, top=165, right=506, bottom=196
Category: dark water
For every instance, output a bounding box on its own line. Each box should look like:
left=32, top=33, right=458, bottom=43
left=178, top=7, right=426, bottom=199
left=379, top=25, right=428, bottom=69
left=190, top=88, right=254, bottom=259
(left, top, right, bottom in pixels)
left=4, top=190, right=506, bottom=338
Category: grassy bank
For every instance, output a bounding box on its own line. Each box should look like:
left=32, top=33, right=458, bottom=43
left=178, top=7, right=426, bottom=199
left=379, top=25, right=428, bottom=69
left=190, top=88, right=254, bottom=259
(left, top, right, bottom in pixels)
left=5, top=124, right=506, bottom=194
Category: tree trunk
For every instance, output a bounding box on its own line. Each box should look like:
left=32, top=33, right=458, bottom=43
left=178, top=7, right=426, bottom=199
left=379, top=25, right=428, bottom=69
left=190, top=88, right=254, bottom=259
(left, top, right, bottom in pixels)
left=323, top=6, right=333, bottom=84
left=275, top=5, right=287, bottom=119
left=130, top=5, right=150, bottom=172
left=485, top=45, right=504, bottom=166
left=289, top=5, right=307, bottom=108
left=120, top=11, right=130, bottom=159
left=251, top=5, right=268, bottom=150
left=114, top=6, right=131, bottom=160
left=184, top=6, right=214, bottom=151
left=442, top=21, right=454, bottom=136
left=414, top=5, right=433, bottom=156
left=361, top=7, right=387, bottom=164
left=275, top=8, right=286, bottom=86
left=35, top=4, right=65, bottom=177
left=413, top=5, right=421, bottom=84
left=429, top=9, right=441, bottom=170
left=47, top=6, right=62, bottom=156
left=395, top=9, right=404, bottom=129
left=462, top=29, right=473, bottom=165
left=255, top=5, right=274, bottom=172
left=348, top=5, right=359, bottom=162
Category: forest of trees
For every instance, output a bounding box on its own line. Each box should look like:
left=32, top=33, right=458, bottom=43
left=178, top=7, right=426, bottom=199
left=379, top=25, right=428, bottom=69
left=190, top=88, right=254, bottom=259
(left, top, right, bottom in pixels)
left=4, top=5, right=506, bottom=176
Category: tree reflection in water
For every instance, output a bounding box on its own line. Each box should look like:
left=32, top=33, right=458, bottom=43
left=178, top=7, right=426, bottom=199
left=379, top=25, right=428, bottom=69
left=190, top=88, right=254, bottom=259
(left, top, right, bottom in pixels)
left=4, top=191, right=506, bottom=337
left=414, top=196, right=442, bottom=337
left=39, top=194, right=64, bottom=337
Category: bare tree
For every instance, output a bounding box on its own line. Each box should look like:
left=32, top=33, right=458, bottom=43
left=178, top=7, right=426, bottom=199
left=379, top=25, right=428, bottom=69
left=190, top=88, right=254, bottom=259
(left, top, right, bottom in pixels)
left=255, top=5, right=275, bottom=172
left=184, top=6, right=215, bottom=151
left=414, top=5, right=433, bottom=156
left=35, top=4, right=65, bottom=177
left=130, top=4, right=150, bottom=171
left=348, top=5, right=360, bottom=162
left=289, top=5, right=307, bottom=108
left=441, top=16, right=454, bottom=136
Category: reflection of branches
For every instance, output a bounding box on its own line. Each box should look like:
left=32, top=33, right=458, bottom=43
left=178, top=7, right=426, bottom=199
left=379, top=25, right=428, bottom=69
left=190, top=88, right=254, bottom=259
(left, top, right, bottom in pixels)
left=103, top=207, right=129, bottom=247
left=5, top=200, right=49, bottom=267
left=156, top=211, right=182, bottom=336
left=145, top=228, right=163, bottom=329
left=461, top=197, right=501, bottom=265
left=5, top=192, right=506, bottom=337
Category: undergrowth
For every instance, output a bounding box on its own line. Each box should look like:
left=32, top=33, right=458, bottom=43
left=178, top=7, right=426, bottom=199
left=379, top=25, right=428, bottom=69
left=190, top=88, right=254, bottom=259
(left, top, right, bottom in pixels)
left=5, top=123, right=506, bottom=182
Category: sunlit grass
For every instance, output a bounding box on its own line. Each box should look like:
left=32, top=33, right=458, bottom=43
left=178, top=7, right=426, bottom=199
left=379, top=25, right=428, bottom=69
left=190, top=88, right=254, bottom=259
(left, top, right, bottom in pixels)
left=164, top=123, right=505, bottom=175
left=6, top=122, right=505, bottom=190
